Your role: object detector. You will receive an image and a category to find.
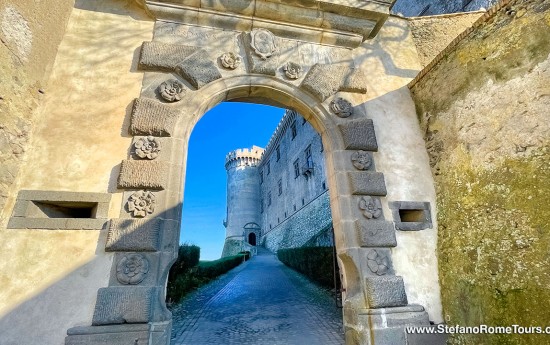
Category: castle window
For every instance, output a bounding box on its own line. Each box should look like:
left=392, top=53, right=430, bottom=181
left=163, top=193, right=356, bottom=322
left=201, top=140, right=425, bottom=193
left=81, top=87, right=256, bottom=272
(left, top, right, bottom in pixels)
left=268, top=192, right=272, bottom=206
left=302, top=198, right=305, bottom=206
left=267, top=160, right=271, bottom=175
left=278, top=179, right=283, bottom=195
left=293, top=159, right=300, bottom=178
left=305, top=145, right=313, bottom=167
left=293, top=204, right=296, bottom=211
left=276, top=146, right=280, bottom=161
left=291, top=121, right=297, bottom=140
left=322, top=181, right=326, bottom=190
left=260, top=169, right=264, bottom=184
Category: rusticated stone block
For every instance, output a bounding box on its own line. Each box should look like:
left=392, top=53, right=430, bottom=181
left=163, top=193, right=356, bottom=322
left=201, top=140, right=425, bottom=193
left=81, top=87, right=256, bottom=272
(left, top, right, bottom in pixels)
left=106, top=219, right=161, bottom=252
left=348, top=171, right=387, bottom=196
left=117, top=160, right=169, bottom=190
left=300, top=63, right=368, bottom=101
left=342, top=70, right=368, bottom=94
left=92, top=287, right=154, bottom=325
left=138, top=41, right=196, bottom=71
left=355, top=220, right=397, bottom=247
left=338, top=119, right=378, bottom=151
left=364, top=276, right=408, bottom=308
left=129, top=98, right=179, bottom=137
left=300, top=64, right=347, bottom=101
left=176, top=50, right=222, bottom=89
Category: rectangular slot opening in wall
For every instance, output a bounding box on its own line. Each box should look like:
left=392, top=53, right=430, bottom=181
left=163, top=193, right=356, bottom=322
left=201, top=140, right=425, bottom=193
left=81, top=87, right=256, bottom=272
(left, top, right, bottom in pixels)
left=8, top=190, right=111, bottom=230
left=398, top=209, right=426, bottom=223
left=30, top=201, right=98, bottom=219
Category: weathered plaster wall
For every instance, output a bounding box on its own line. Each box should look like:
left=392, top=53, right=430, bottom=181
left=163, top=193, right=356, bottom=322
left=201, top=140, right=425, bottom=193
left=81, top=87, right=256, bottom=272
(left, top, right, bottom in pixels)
left=0, top=1, right=154, bottom=344
left=410, top=0, right=550, bottom=343
left=408, top=12, right=484, bottom=67
left=0, top=0, right=74, bottom=226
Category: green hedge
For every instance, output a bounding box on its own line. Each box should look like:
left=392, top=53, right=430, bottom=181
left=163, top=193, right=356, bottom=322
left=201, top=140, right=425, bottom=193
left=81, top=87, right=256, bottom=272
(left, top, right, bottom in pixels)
left=277, top=246, right=338, bottom=289
left=166, top=246, right=249, bottom=304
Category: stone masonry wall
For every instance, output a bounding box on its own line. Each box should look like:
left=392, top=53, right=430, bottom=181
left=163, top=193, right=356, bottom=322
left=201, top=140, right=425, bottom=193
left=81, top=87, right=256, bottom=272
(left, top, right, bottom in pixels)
left=0, top=0, right=74, bottom=226
left=410, top=0, right=550, bottom=344
left=263, top=191, right=332, bottom=252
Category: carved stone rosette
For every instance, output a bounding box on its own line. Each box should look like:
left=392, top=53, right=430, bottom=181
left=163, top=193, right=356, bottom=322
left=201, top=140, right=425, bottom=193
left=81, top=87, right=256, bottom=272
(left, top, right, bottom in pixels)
left=351, top=150, right=372, bottom=170
left=127, top=190, right=156, bottom=217
left=134, top=136, right=161, bottom=160
left=366, top=249, right=390, bottom=276
left=330, top=97, right=354, bottom=118
left=283, top=62, right=302, bottom=79
left=219, top=52, right=242, bottom=70
left=359, top=196, right=382, bottom=219
left=116, top=253, right=150, bottom=285
left=250, top=28, right=277, bottom=60
left=158, top=79, right=185, bottom=102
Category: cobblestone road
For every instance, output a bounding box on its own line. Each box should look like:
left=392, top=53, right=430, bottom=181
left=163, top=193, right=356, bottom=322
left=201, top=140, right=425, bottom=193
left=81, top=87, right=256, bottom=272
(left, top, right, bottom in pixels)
left=170, top=248, right=344, bottom=345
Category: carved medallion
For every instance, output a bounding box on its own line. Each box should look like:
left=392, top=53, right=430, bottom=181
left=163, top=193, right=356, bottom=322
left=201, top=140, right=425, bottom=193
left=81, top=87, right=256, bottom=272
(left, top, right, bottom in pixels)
left=116, top=253, right=150, bottom=285
left=134, top=136, right=161, bottom=160
left=351, top=150, right=372, bottom=170
left=250, top=28, right=277, bottom=60
left=220, top=52, right=242, bottom=70
left=283, top=62, right=302, bottom=79
left=359, top=196, right=382, bottom=219
left=159, top=79, right=185, bottom=102
left=127, top=190, right=156, bottom=218
left=366, top=249, right=390, bottom=276
left=330, top=97, right=354, bottom=118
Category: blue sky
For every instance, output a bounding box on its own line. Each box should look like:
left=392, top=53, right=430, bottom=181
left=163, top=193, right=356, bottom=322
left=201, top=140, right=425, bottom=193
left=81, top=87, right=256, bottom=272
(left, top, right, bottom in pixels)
left=180, top=102, right=285, bottom=260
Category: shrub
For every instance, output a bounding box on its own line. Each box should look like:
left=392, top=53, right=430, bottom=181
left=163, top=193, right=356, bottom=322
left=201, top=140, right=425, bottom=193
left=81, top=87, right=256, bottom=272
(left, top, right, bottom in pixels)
left=277, top=246, right=339, bottom=289
left=166, top=247, right=249, bottom=304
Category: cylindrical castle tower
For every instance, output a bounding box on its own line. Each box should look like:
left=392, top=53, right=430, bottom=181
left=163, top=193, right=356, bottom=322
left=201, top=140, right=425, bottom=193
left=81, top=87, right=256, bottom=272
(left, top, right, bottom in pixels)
left=222, top=146, right=264, bottom=257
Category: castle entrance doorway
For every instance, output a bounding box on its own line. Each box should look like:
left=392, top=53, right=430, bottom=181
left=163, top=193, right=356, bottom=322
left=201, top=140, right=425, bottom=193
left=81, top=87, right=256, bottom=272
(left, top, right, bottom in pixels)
left=248, top=233, right=256, bottom=246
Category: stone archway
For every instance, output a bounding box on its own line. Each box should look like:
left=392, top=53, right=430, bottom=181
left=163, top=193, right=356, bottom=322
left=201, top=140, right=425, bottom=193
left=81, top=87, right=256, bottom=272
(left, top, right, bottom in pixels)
left=64, top=3, right=440, bottom=344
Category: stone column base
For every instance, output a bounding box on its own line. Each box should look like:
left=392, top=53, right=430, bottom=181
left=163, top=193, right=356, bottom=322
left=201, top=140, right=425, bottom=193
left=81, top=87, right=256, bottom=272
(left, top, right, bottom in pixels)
left=344, top=304, right=431, bottom=345
left=65, top=321, right=171, bottom=345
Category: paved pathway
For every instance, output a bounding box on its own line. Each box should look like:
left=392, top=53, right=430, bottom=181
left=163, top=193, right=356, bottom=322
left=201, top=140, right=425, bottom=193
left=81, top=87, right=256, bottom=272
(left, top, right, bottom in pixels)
left=170, top=248, right=344, bottom=345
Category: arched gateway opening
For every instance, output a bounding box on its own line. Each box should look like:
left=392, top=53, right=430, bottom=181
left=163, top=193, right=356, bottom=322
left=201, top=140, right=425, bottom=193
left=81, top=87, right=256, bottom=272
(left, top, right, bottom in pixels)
left=64, top=9, right=442, bottom=344
left=248, top=233, right=256, bottom=246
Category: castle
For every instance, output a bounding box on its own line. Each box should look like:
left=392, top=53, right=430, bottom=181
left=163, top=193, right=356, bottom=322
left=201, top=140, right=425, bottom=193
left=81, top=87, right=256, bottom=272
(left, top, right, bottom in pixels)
left=223, top=110, right=332, bottom=257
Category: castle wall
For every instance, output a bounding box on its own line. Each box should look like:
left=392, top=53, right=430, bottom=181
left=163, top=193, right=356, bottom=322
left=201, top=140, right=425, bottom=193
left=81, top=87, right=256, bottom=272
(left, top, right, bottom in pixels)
left=0, top=1, right=154, bottom=344
left=410, top=0, right=550, bottom=343
left=263, top=190, right=332, bottom=251
left=392, top=0, right=497, bottom=16
left=258, top=111, right=329, bottom=239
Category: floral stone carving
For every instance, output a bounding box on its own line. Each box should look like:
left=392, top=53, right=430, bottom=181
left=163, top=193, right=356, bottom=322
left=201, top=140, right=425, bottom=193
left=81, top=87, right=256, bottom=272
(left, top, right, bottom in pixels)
left=359, top=196, right=382, bottom=219
left=283, top=62, right=302, bottom=79
left=366, top=249, right=390, bottom=276
left=127, top=190, right=156, bottom=217
left=116, top=253, right=150, bottom=285
left=351, top=150, right=372, bottom=170
left=250, top=28, right=277, bottom=60
left=158, top=79, right=185, bottom=102
left=134, top=136, right=161, bottom=160
left=330, top=97, right=354, bottom=118
left=220, top=52, right=242, bottom=70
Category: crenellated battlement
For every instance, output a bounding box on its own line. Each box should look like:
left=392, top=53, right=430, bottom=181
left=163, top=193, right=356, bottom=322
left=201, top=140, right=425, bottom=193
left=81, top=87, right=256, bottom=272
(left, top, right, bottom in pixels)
left=225, top=145, right=265, bottom=169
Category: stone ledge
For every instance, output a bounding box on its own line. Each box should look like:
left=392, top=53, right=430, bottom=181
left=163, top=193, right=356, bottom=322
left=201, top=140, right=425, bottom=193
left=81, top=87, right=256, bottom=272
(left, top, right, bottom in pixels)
left=7, top=218, right=108, bottom=230
left=143, top=0, right=392, bottom=48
